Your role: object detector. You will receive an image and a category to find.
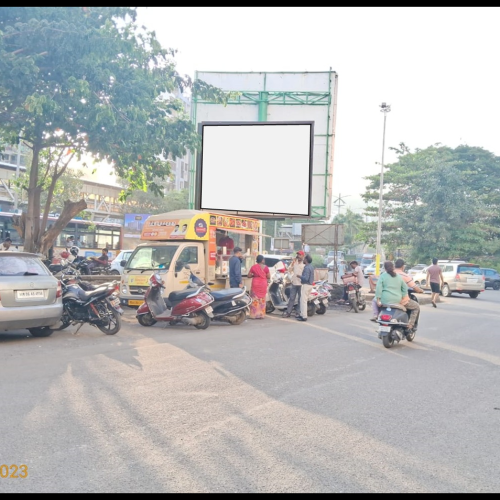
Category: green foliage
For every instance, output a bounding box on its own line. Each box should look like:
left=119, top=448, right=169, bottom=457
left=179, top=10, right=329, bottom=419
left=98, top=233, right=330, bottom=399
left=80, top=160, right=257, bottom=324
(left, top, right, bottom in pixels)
left=362, top=144, right=500, bottom=263
left=311, top=254, right=325, bottom=269
left=0, top=7, right=230, bottom=251
left=121, top=188, right=189, bottom=215
left=331, top=208, right=366, bottom=253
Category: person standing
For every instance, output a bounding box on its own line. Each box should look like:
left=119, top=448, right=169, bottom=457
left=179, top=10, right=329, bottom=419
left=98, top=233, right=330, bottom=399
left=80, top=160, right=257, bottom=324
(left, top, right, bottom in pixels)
left=1, top=237, right=15, bottom=251
left=218, top=231, right=235, bottom=252
left=247, top=255, right=271, bottom=319
left=229, top=246, right=244, bottom=288
left=296, top=254, right=314, bottom=322
left=426, top=258, right=444, bottom=308
left=283, top=250, right=305, bottom=317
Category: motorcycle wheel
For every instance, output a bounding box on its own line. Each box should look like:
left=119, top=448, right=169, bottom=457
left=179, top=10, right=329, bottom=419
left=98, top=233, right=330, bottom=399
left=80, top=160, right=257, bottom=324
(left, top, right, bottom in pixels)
left=307, top=302, right=315, bottom=317
left=194, top=310, right=211, bottom=330
left=266, top=301, right=275, bottom=314
left=137, top=313, right=157, bottom=327
left=97, top=305, right=121, bottom=335
left=358, top=300, right=366, bottom=311
left=316, top=303, right=327, bottom=315
left=231, top=310, right=246, bottom=325
left=382, top=332, right=394, bottom=348
left=59, top=311, right=72, bottom=331
left=350, top=297, right=359, bottom=313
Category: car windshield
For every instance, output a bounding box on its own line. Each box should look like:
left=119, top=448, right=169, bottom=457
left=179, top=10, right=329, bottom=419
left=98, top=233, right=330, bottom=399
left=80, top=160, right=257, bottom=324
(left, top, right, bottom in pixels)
left=126, top=246, right=180, bottom=270
left=458, top=265, right=481, bottom=275
left=0, top=255, right=49, bottom=276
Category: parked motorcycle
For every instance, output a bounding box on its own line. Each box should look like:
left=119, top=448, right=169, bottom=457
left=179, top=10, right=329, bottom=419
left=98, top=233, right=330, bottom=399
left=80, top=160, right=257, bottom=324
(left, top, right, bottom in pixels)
left=136, top=272, right=215, bottom=329
left=185, top=268, right=250, bottom=325
left=72, top=257, right=111, bottom=276
left=57, top=272, right=123, bottom=335
left=312, top=280, right=330, bottom=314
left=341, top=273, right=366, bottom=313
left=376, top=289, right=420, bottom=348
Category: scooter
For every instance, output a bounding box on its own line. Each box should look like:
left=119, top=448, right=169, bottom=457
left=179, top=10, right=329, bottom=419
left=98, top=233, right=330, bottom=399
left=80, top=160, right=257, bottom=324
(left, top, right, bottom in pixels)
left=341, top=273, right=367, bottom=313
left=376, top=289, right=420, bottom=349
left=312, top=280, right=330, bottom=314
left=185, top=267, right=251, bottom=325
left=136, top=272, right=215, bottom=330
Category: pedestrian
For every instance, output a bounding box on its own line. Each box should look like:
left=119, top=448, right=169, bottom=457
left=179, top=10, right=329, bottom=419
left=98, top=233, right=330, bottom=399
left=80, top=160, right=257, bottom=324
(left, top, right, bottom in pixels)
left=229, top=246, right=244, bottom=288
left=247, top=255, right=271, bottom=319
left=426, top=258, right=444, bottom=308
left=341, top=260, right=364, bottom=302
left=283, top=250, right=305, bottom=317
left=1, top=237, right=15, bottom=251
left=296, top=254, right=314, bottom=322
left=65, top=235, right=75, bottom=247
left=218, top=231, right=235, bottom=252
left=375, top=261, right=417, bottom=332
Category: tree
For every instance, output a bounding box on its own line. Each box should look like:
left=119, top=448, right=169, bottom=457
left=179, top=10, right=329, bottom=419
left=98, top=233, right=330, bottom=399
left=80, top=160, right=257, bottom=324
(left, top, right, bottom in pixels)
left=121, top=188, right=189, bottom=215
left=0, top=7, right=231, bottom=253
left=362, top=144, right=500, bottom=263
left=331, top=208, right=365, bottom=253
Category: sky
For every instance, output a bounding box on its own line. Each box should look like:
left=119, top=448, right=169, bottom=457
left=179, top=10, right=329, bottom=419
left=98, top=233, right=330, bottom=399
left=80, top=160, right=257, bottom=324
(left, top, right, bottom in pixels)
left=95, top=7, right=500, bottom=216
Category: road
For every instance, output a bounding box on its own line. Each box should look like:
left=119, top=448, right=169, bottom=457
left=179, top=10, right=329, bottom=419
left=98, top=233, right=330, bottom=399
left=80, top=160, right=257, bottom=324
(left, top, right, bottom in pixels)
left=1, top=289, right=499, bottom=493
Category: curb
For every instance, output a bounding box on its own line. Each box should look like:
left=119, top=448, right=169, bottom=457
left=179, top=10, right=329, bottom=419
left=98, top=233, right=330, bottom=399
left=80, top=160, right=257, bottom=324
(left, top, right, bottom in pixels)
left=361, top=290, right=440, bottom=305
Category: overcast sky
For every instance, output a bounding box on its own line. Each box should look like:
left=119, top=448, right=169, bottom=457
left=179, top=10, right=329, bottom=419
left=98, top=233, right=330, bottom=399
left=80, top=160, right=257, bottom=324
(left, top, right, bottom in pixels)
left=129, top=7, right=500, bottom=214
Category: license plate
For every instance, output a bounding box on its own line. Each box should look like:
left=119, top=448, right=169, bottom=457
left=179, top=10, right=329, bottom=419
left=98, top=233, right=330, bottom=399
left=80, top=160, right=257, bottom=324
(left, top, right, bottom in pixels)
left=466, top=278, right=478, bottom=283
left=314, top=299, right=319, bottom=305
left=111, top=298, right=120, bottom=307
left=128, top=300, right=143, bottom=306
left=16, top=290, right=45, bottom=299
left=379, top=325, right=391, bottom=333
left=205, top=306, right=213, bottom=313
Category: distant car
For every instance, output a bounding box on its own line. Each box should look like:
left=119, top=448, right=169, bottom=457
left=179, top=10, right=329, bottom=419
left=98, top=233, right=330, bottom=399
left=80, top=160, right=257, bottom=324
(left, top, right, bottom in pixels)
left=364, top=262, right=383, bottom=278
left=110, top=250, right=133, bottom=275
left=407, top=264, right=427, bottom=276
left=480, top=268, right=500, bottom=290
left=0, top=252, right=63, bottom=337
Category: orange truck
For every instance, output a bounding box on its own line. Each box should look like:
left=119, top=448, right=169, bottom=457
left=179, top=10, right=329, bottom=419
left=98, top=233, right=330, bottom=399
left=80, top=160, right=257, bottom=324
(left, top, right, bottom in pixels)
left=119, top=209, right=263, bottom=308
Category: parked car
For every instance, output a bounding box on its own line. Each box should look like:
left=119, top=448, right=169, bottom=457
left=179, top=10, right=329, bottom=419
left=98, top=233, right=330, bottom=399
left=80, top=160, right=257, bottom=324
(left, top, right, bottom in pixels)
left=263, top=254, right=293, bottom=277
left=109, top=250, right=133, bottom=275
left=480, top=268, right=500, bottom=290
left=412, top=266, right=430, bottom=288
left=407, top=264, right=427, bottom=276
left=364, top=261, right=383, bottom=278
left=0, top=252, right=63, bottom=337
left=432, top=261, right=484, bottom=298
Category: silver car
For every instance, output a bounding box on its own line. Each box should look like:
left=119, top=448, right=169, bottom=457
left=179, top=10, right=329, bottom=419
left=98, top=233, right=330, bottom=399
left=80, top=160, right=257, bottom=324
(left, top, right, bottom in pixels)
left=0, top=252, right=63, bottom=337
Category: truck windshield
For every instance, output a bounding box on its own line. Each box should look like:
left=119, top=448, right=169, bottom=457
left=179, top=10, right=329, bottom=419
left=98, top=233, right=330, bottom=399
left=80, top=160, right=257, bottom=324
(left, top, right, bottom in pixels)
left=126, top=246, right=180, bottom=271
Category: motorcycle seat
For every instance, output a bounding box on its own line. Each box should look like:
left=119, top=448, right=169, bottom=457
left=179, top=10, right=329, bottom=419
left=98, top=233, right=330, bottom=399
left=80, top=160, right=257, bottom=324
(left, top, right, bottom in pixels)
left=80, top=286, right=112, bottom=300
left=211, top=289, right=244, bottom=301
left=168, top=289, right=200, bottom=302
left=381, top=303, right=407, bottom=311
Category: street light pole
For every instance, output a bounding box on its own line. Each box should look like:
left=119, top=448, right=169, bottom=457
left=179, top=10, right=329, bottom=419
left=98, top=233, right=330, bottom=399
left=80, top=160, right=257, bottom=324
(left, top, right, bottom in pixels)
left=13, top=134, right=22, bottom=212
left=375, top=103, right=391, bottom=276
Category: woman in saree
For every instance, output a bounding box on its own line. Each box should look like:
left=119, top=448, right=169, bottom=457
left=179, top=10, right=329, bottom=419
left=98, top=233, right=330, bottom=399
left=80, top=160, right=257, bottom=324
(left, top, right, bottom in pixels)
left=247, top=254, right=271, bottom=319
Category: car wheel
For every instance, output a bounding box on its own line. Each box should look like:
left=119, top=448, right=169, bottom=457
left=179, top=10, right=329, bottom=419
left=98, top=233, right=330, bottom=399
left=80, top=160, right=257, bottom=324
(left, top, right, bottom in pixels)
left=493, top=281, right=500, bottom=291
left=441, top=284, right=451, bottom=297
left=109, top=269, right=120, bottom=276
left=29, top=327, right=54, bottom=337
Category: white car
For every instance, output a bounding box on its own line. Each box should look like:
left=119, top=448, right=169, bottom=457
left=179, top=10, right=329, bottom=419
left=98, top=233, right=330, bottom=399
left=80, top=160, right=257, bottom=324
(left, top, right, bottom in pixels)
left=109, top=250, right=133, bottom=275
left=364, top=261, right=383, bottom=278
left=407, top=264, right=427, bottom=276
left=412, top=266, right=430, bottom=288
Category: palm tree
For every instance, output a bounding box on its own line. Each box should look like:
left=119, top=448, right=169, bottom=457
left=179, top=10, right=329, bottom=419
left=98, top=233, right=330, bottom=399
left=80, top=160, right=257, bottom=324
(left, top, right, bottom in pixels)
left=332, top=208, right=365, bottom=253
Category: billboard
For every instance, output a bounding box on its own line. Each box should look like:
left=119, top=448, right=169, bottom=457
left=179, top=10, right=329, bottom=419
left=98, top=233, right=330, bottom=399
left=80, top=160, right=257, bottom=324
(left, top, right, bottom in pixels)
left=195, top=121, right=314, bottom=217
left=301, top=224, right=345, bottom=246
left=190, top=70, right=338, bottom=220
left=122, top=213, right=151, bottom=250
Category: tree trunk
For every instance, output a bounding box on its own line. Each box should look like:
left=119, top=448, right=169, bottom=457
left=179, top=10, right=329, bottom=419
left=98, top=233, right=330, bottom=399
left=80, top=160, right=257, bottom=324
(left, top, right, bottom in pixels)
left=24, top=143, right=41, bottom=253
left=39, top=199, right=88, bottom=256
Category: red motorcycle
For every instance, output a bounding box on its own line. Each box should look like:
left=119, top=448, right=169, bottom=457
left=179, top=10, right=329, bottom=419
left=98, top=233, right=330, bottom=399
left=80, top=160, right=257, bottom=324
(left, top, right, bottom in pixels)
left=136, top=272, right=215, bottom=329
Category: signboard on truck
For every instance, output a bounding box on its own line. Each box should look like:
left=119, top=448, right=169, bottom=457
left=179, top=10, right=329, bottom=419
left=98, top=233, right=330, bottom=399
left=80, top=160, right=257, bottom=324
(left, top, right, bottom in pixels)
left=190, top=70, right=338, bottom=220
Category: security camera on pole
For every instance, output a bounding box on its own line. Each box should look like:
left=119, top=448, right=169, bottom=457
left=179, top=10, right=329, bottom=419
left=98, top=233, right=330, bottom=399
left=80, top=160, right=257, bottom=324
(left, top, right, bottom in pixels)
left=375, top=103, right=391, bottom=276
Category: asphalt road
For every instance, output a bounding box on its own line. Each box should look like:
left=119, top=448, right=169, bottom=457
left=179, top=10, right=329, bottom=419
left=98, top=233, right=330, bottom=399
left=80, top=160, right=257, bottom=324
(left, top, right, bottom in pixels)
left=1, top=289, right=499, bottom=493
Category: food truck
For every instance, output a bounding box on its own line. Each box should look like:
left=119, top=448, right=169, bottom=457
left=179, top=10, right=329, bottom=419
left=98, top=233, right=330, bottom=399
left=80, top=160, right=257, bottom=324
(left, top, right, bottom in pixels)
left=119, top=209, right=263, bottom=307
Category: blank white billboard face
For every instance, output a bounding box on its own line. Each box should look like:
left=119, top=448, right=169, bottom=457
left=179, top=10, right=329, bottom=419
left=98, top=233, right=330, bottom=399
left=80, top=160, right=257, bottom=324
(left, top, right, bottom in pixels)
left=196, top=122, right=313, bottom=217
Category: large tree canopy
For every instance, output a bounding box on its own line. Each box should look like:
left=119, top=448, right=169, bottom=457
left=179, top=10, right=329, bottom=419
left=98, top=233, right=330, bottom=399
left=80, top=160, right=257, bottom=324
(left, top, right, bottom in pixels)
left=0, top=7, right=229, bottom=253
left=362, top=144, right=500, bottom=263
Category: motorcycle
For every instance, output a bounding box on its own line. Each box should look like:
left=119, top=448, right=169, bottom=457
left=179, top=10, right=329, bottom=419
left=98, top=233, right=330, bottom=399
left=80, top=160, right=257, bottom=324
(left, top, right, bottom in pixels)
left=185, top=267, right=251, bottom=325
left=341, top=273, right=366, bottom=313
left=312, top=280, right=330, bottom=315
left=136, top=272, right=215, bottom=330
left=376, top=289, right=420, bottom=349
left=266, top=267, right=317, bottom=317
left=57, top=271, right=123, bottom=335
left=72, top=257, right=111, bottom=276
